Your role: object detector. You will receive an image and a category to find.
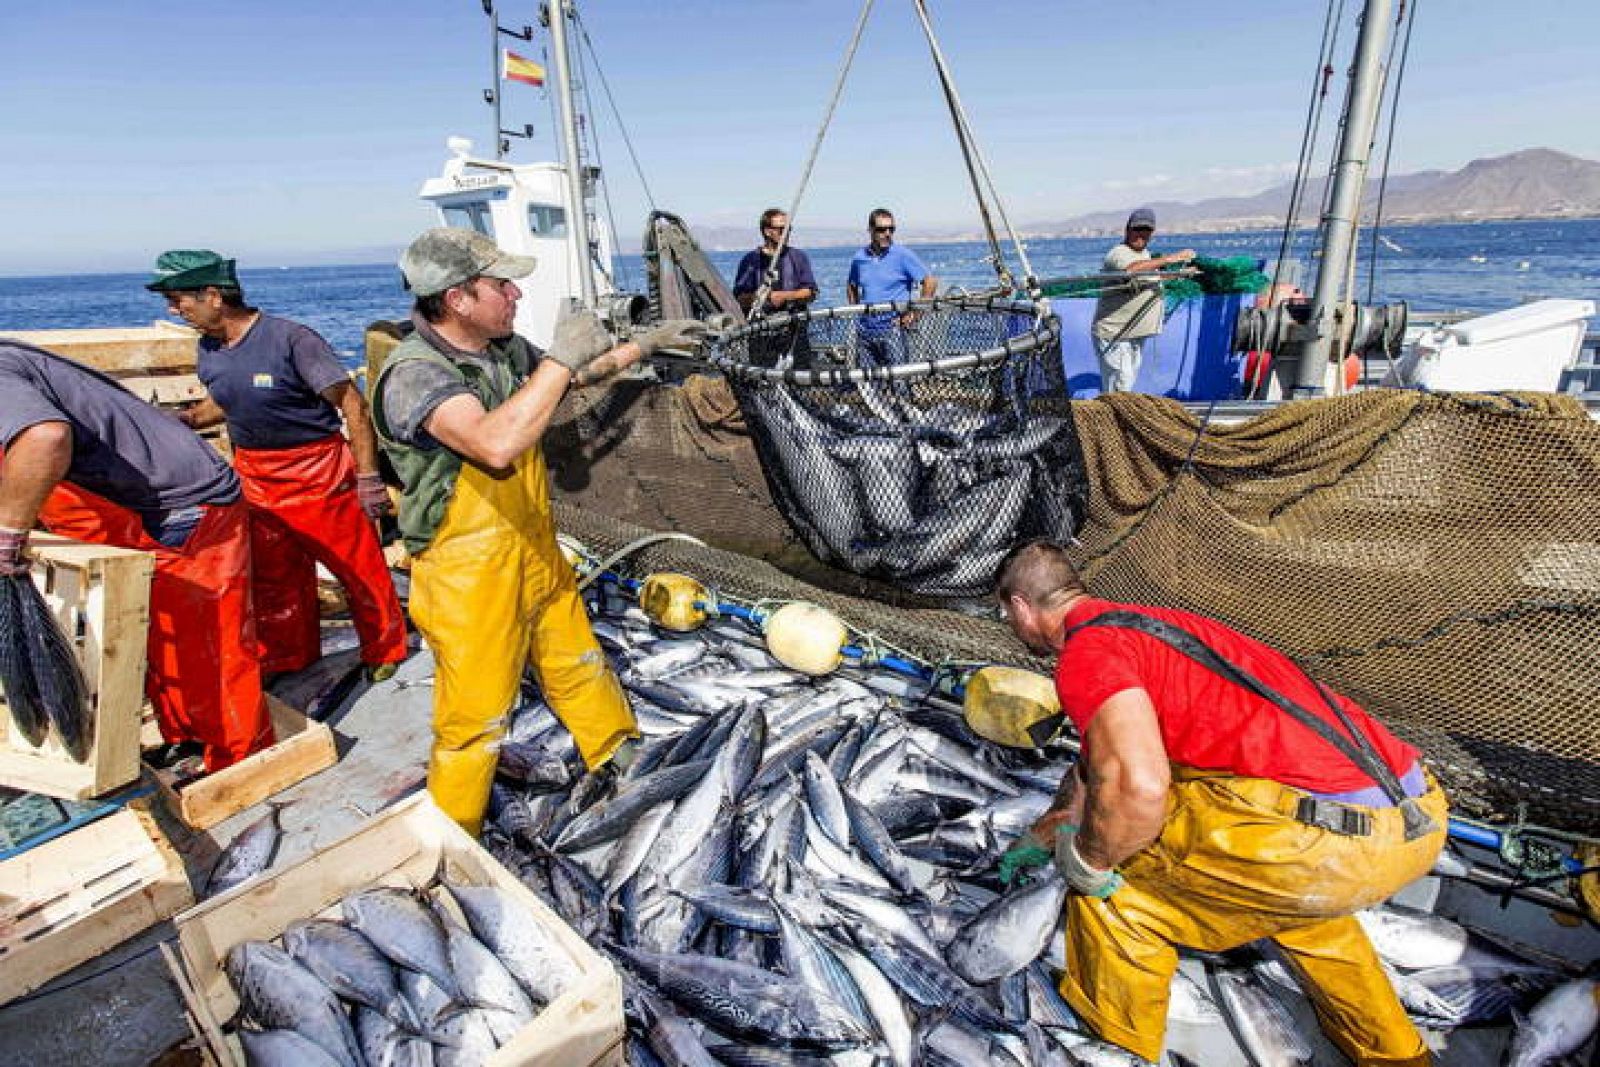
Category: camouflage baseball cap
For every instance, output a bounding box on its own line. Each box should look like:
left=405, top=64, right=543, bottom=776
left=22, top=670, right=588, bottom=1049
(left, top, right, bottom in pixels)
left=145, top=249, right=240, bottom=292
left=399, top=227, right=537, bottom=297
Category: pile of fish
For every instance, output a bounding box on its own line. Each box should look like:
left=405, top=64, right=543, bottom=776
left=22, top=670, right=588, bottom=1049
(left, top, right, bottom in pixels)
left=224, top=875, right=580, bottom=1066
left=473, top=594, right=1595, bottom=1067
left=0, top=572, right=92, bottom=761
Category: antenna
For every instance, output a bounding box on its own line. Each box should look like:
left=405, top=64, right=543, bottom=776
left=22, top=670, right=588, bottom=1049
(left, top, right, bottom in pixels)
left=481, top=1, right=537, bottom=160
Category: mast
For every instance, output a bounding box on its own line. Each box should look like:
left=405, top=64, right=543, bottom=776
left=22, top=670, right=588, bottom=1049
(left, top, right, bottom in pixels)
left=1294, top=0, right=1394, bottom=396
left=486, top=1, right=504, bottom=158
left=546, top=0, right=598, bottom=306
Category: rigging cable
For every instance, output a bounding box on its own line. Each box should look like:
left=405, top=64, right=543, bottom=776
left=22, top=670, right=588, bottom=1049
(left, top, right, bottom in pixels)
left=909, top=0, right=1035, bottom=296
left=572, top=7, right=657, bottom=213
left=1270, top=0, right=1349, bottom=301
left=1365, top=0, right=1418, bottom=306
left=750, top=0, right=877, bottom=316
left=570, top=17, right=630, bottom=292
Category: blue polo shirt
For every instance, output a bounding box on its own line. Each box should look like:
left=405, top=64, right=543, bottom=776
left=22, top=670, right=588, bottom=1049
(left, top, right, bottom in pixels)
left=198, top=315, right=347, bottom=450
left=848, top=244, right=929, bottom=332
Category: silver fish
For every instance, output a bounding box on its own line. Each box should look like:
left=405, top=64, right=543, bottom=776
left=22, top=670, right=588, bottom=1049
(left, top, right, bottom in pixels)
left=281, top=917, right=422, bottom=1035
left=946, top=869, right=1069, bottom=985
left=343, top=887, right=461, bottom=1001
left=238, top=1027, right=350, bottom=1067
left=206, top=802, right=284, bottom=897
left=1208, top=966, right=1313, bottom=1067
left=225, top=941, right=363, bottom=1067
left=1504, top=976, right=1600, bottom=1067
left=447, top=882, right=581, bottom=1005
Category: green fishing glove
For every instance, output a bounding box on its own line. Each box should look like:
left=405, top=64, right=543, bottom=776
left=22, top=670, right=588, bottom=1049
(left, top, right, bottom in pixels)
left=999, top=834, right=1057, bottom=886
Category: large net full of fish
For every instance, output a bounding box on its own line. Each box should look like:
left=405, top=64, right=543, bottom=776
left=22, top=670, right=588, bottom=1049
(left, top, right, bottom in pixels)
left=0, top=572, right=92, bottom=762
left=467, top=585, right=1583, bottom=1067
left=706, top=297, right=1086, bottom=600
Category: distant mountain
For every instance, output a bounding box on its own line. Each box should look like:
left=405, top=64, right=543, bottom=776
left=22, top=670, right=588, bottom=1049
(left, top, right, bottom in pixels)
left=1023, top=148, right=1600, bottom=236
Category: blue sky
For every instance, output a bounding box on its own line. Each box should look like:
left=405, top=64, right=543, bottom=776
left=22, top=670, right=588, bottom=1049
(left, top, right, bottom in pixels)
left=2, top=1, right=1595, bottom=275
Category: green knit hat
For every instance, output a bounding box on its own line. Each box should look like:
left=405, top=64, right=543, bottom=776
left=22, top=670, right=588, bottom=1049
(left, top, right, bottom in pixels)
left=145, top=250, right=240, bottom=292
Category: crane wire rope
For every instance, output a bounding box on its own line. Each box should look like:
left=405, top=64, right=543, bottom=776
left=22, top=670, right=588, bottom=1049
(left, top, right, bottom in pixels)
left=1365, top=0, right=1418, bottom=307
left=1270, top=0, right=1349, bottom=301
left=909, top=0, right=1037, bottom=298
left=750, top=0, right=877, bottom=316
left=572, top=7, right=657, bottom=214
left=570, top=16, right=632, bottom=292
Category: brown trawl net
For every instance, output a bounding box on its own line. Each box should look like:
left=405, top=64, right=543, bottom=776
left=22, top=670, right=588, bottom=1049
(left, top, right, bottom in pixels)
left=547, top=378, right=1600, bottom=835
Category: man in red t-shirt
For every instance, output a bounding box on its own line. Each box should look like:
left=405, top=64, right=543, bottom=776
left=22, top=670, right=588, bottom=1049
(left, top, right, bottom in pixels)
left=994, top=540, right=1446, bottom=1067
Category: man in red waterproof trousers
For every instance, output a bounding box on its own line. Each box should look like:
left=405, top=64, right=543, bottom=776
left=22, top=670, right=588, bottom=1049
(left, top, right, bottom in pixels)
left=148, top=250, right=407, bottom=683
left=0, top=339, right=273, bottom=772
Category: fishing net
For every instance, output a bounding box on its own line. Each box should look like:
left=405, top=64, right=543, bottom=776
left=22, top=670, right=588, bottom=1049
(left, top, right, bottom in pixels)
left=701, top=296, right=1085, bottom=599
left=546, top=381, right=1600, bottom=836
left=1040, top=255, right=1269, bottom=310
left=1069, top=390, right=1600, bottom=835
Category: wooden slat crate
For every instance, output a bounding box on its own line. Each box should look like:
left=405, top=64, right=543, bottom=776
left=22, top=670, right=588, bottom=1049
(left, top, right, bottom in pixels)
left=0, top=801, right=193, bottom=1005
left=171, top=792, right=625, bottom=1067
left=0, top=533, right=153, bottom=801
left=0, top=323, right=200, bottom=374
left=151, top=695, right=337, bottom=831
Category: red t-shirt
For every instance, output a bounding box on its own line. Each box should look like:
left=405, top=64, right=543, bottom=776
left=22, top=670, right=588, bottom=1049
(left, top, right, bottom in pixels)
left=1055, top=597, right=1418, bottom=793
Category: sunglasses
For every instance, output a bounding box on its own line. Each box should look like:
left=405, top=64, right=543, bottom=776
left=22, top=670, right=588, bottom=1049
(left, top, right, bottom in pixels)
left=873, top=225, right=896, bottom=234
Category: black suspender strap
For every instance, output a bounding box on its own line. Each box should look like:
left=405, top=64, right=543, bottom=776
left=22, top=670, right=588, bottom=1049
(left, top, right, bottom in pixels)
left=1063, top=610, right=1438, bottom=841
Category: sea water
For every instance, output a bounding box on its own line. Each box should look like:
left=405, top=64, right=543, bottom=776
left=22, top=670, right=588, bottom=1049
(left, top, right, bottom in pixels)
left=1, top=218, right=1595, bottom=368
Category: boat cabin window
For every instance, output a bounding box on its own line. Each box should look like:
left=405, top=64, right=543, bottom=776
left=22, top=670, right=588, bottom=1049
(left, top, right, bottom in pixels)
left=528, top=204, right=567, bottom=238
left=440, top=202, right=493, bottom=236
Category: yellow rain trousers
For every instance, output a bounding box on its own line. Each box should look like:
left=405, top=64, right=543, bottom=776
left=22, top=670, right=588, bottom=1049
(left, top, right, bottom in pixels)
left=1059, top=769, right=1448, bottom=1066
left=409, top=450, right=637, bottom=836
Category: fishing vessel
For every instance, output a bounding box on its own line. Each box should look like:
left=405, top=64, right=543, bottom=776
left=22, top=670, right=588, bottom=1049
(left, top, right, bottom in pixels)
left=0, top=2, right=1595, bottom=1065
left=389, top=1, right=1600, bottom=1064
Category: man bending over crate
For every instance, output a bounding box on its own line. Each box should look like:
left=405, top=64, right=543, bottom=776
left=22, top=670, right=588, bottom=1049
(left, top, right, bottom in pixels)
left=0, top=339, right=272, bottom=772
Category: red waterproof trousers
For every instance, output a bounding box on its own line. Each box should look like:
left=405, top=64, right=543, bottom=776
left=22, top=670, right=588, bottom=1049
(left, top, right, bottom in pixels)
left=234, top=434, right=406, bottom=675
left=38, top=487, right=273, bottom=772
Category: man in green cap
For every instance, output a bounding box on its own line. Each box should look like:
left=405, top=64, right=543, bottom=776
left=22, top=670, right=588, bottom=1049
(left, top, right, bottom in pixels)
left=372, top=226, right=704, bottom=835
left=148, top=250, right=408, bottom=685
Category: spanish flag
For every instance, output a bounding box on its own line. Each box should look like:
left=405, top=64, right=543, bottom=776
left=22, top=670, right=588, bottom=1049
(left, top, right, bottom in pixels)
left=503, top=49, right=546, bottom=87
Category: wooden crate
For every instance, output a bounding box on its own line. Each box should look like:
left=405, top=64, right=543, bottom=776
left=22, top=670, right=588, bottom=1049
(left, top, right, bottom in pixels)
left=0, top=323, right=200, bottom=374
left=0, top=801, right=193, bottom=1005
left=0, top=533, right=153, bottom=801
left=152, top=695, right=337, bottom=831
left=171, top=792, right=625, bottom=1067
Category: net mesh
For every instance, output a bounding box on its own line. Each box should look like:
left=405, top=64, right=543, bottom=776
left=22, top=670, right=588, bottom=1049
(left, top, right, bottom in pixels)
left=545, top=376, right=1600, bottom=835
left=705, top=297, right=1086, bottom=599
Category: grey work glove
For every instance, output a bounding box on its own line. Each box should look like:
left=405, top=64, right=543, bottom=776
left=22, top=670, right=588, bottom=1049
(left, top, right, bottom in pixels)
left=545, top=306, right=617, bottom=377
left=634, top=319, right=708, bottom=359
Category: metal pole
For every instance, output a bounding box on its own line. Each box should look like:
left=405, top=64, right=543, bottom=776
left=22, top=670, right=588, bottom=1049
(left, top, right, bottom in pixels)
left=488, top=0, right=503, bottom=159
left=1294, top=0, right=1393, bottom=397
left=546, top=0, right=597, bottom=306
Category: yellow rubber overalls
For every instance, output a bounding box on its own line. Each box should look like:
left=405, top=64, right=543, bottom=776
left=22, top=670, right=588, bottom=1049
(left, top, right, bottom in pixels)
left=1059, top=770, right=1447, bottom=1066
left=409, top=445, right=636, bottom=836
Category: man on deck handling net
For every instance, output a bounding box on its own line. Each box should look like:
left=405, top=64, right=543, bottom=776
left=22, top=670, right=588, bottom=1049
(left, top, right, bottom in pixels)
left=994, top=539, right=1446, bottom=1067
left=1091, top=207, right=1194, bottom=393
left=372, top=226, right=705, bottom=835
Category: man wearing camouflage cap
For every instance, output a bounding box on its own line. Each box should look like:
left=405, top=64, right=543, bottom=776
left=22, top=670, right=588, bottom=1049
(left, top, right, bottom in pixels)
left=373, top=226, right=705, bottom=834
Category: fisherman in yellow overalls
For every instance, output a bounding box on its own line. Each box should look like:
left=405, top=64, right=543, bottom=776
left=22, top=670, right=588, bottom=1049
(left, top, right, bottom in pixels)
left=993, top=541, right=1446, bottom=1067
left=373, top=227, right=705, bottom=834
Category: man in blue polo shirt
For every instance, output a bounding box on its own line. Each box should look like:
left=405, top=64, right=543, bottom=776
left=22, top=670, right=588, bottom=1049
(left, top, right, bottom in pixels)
left=845, top=207, right=938, bottom=369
